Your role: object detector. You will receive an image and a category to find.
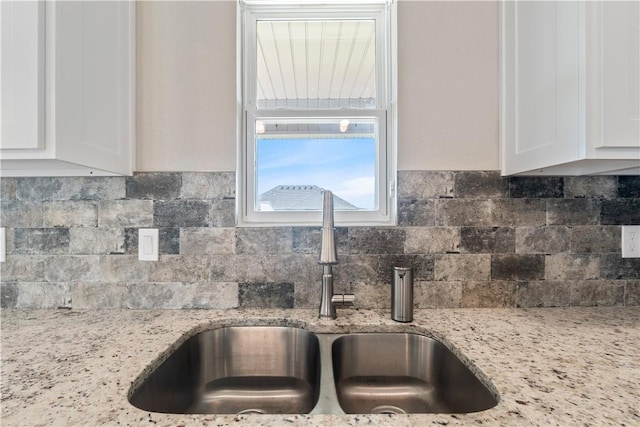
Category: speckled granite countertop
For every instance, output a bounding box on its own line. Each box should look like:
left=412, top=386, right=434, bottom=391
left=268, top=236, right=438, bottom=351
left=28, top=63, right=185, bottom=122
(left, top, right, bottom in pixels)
left=1, top=307, right=639, bottom=426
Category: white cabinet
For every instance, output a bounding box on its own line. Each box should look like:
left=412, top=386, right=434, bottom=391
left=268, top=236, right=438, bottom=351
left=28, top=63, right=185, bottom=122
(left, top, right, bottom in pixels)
left=500, top=1, right=640, bottom=176
left=0, top=1, right=135, bottom=177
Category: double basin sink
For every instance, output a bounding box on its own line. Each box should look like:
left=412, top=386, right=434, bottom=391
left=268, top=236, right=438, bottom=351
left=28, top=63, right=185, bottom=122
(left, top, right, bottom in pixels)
left=128, top=326, right=498, bottom=415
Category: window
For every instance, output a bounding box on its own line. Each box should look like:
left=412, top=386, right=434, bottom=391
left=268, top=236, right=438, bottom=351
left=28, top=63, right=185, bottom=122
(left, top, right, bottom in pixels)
left=238, top=0, right=397, bottom=226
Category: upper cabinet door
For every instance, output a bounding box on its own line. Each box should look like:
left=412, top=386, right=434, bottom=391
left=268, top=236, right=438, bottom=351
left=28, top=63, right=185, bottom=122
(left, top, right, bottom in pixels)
left=500, top=1, right=583, bottom=175
left=501, top=1, right=639, bottom=176
left=0, top=1, right=45, bottom=150
left=51, top=1, right=135, bottom=175
left=587, top=1, right=640, bottom=151
left=0, top=0, right=134, bottom=176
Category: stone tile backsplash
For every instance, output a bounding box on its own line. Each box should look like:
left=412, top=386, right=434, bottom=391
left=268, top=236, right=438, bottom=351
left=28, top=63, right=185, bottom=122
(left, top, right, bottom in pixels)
left=1, top=172, right=639, bottom=310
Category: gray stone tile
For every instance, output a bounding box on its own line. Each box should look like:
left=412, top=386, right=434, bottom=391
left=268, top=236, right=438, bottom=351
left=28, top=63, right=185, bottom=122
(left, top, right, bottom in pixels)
left=571, top=226, right=621, bottom=253
left=547, top=199, right=600, bottom=226
left=127, top=282, right=184, bottom=309
left=4, top=227, right=13, bottom=253
left=13, top=228, right=70, bottom=255
left=509, top=177, right=564, bottom=198
left=625, top=281, right=640, bottom=306
left=288, top=254, right=322, bottom=285
left=545, top=254, right=599, bottom=280
left=124, top=228, right=180, bottom=255
left=339, top=254, right=434, bottom=283
left=516, top=281, right=571, bottom=307
left=236, top=228, right=291, bottom=254
left=333, top=255, right=378, bottom=284
left=45, top=256, right=101, bottom=282
left=617, top=176, right=640, bottom=198
left=147, top=255, right=213, bottom=282
left=600, top=255, right=640, bottom=279
left=181, top=228, right=235, bottom=255
left=1, top=178, right=16, bottom=200
left=454, top=171, right=508, bottom=199
left=349, top=282, right=390, bottom=309
left=460, top=281, right=516, bottom=308
left=349, top=228, right=405, bottom=254
left=211, top=255, right=239, bottom=281
left=491, top=254, right=545, bottom=280
left=100, top=255, right=150, bottom=282
left=565, top=176, right=617, bottom=199
left=490, top=199, right=546, bottom=227
left=181, top=172, right=236, bottom=199
left=238, top=282, right=294, bottom=308
left=159, top=228, right=181, bottom=255
left=69, top=228, right=125, bottom=255
left=72, top=282, right=127, bottom=309
left=0, top=201, right=44, bottom=227
left=15, top=282, right=72, bottom=309
left=293, top=280, right=320, bottom=309
left=569, top=280, right=624, bottom=307
left=386, top=254, right=435, bottom=281
left=601, top=199, right=640, bottom=225
left=460, top=227, right=515, bottom=253
left=0, top=255, right=46, bottom=281
left=43, top=201, right=98, bottom=228
left=380, top=254, right=435, bottom=283
left=404, top=227, right=459, bottom=254
left=515, top=226, right=571, bottom=254
left=397, top=171, right=455, bottom=199
left=435, top=199, right=492, bottom=226
left=16, top=177, right=125, bottom=201
left=434, top=254, right=491, bottom=281
left=125, top=173, right=181, bottom=200
left=98, top=200, right=154, bottom=227
left=292, top=227, right=349, bottom=255
left=1, top=283, right=18, bottom=308
left=182, top=282, right=239, bottom=309
left=210, top=199, right=236, bottom=227
left=380, top=254, right=434, bottom=282
left=234, top=254, right=317, bottom=284
left=414, top=281, right=462, bottom=309
left=154, top=200, right=212, bottom=227
left=397, top=198, right=436, bottom=227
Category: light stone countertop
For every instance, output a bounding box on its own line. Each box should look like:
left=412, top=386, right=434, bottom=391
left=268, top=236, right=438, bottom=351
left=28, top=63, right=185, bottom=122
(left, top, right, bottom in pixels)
left=1, top=307, right=639, bottom=426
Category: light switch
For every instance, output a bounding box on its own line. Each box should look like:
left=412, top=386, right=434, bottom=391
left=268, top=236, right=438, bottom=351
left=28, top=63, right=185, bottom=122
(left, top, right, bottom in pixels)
left=0, top=227, right=6, bottom=263
left=138, top=229, right=159, bottom=261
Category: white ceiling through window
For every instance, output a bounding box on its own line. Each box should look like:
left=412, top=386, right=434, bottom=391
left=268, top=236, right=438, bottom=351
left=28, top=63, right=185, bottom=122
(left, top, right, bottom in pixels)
left=256, top=20, right=376, bottom=109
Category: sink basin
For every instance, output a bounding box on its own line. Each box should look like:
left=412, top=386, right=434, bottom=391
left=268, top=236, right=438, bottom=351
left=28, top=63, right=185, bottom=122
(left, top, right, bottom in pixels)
left=129, top=327, right=498, bottom=416
left=331, top=333, right=498, bottom=414
left=128, top=326, right=321, bottom=414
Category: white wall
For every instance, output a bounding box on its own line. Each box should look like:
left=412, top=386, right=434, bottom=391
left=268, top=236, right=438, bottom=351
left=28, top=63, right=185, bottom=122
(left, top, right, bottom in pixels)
left=136, top=0, right=499, bottom=172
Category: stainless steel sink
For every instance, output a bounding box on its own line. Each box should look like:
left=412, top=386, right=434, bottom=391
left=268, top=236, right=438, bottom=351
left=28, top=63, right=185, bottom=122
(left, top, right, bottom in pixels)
left=129, top=328, right=497, bottom=415
left=128, top=326, right=321, bottom=414
left=331, top=333, right=498, bottom=414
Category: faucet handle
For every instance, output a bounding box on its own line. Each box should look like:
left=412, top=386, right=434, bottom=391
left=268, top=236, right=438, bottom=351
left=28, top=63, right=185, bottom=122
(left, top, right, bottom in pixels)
left=331, top=294, right=355, bottom=307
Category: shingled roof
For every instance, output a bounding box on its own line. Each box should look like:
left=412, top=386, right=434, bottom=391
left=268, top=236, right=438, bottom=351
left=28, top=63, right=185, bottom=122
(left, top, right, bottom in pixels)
left=258, top=185, right=359, bottom=211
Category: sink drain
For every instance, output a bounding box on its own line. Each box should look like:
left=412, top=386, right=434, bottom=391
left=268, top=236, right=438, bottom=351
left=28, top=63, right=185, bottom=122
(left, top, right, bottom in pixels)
left=237, top=408, right=266, bottom=415
left=371, top=405, right=406, bottom=415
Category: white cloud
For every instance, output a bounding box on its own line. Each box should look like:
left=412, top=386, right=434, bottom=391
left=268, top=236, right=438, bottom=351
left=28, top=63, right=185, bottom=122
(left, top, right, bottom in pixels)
left=331, top=176, right=376, bottom=209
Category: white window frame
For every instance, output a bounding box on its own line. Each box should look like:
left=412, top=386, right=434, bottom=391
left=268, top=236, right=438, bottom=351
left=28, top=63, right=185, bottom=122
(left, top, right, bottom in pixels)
left=237, top=0, right=397, bottom=227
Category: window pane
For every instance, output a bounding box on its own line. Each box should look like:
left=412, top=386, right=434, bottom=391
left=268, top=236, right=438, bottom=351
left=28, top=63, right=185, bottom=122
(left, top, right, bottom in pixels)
left=255, top=117, right=378, bottom=211
left=256, top=20, right=376, bottom=109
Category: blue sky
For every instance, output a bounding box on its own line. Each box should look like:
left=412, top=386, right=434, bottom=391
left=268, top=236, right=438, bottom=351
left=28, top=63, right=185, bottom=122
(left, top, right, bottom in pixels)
left=257, top=137, right=376, bottom=209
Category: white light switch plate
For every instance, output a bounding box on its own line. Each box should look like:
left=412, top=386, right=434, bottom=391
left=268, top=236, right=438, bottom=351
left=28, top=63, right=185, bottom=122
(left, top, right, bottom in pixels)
left=622, top=225, right=640, bottom=258
left=0, top=227, right=6, bottom=262
left=138, top=228, right=159, bottom=261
